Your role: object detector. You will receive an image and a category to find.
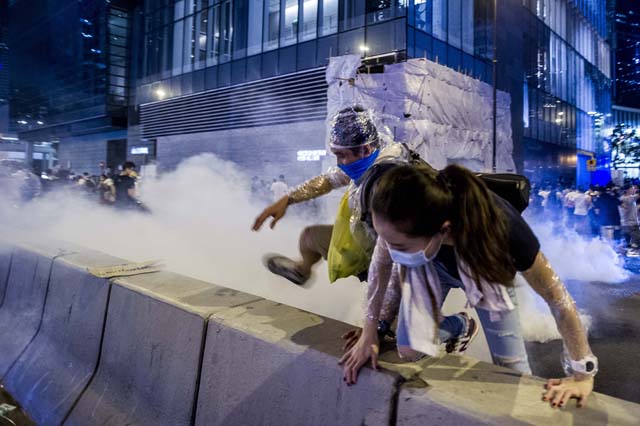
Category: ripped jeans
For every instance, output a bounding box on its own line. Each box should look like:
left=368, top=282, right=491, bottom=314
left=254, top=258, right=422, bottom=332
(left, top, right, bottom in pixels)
left=396, top=263, right=532, bottom=374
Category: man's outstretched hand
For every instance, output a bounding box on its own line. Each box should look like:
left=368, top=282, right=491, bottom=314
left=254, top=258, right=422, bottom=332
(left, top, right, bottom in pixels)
left=252, top=196, right=289, bottom=231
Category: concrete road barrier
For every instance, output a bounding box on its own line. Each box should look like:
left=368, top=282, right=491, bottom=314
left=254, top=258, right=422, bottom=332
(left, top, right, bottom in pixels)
left=65, top=270, right=261, bottom=426
left=394, top=355, right=640, bottom=426
left=195, top=299, right=402, bottom=426
left=0, top=247, right=53, bottom=378
left=2, top=250, right=118, bottom=426
left=0, top=241, right=639, bottom=426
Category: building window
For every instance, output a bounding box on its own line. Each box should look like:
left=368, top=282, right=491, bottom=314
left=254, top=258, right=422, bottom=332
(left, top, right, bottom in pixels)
left=195, top=9, right=208, bottom=69
left=172, top=18, right=184, bottom=75
left=220, top=0, right=232, bottom=62
left=413, top=0, right=432, bottom=33
left=432, top=0, right=446, bottom=41
left=208, top=4, right=220, bottom=66
left=175, top=0, right=185, bottom=20
left=300, top=0, right=318, bottom=41
left=264, top=0, right=280, bottom=51
left=248, top=0, right=264, bottom=55
left=340, top=0, right=365, bottom=31
left=233, top=0, right=248, bottom=58
left=366, top=0, right=392, bottom=24
left=461, top=0, right=473, bottom=53
left=182, top=14, right=195, bottom=73
left=281, top=0, right=299, bottom=46
left=319, top=0, right=338, bottom=36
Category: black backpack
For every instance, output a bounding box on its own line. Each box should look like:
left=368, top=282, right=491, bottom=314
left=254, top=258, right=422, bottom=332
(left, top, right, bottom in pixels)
left=358, top=150, right=530, bottom=228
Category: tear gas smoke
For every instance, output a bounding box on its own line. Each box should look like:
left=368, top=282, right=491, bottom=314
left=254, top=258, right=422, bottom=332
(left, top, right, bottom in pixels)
left=0, top=154, right=629, bottom=349
left=0, top=155, right=367, bottom=325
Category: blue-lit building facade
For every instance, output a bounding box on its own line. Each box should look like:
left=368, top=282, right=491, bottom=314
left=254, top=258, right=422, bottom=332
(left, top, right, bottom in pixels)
left=0, top=0, right=9, bottom=134
left=130, top=0, right=612, bottom=186
left=8, top=0, right=134, bottom=174
left=612, top=0, right=640, bottom=109
left=6, top=0, right=612, bottom=184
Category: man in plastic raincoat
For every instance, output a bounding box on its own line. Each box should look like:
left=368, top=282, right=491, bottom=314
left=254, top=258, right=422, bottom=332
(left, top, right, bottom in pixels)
left=252, top=106, right=410, bottom=288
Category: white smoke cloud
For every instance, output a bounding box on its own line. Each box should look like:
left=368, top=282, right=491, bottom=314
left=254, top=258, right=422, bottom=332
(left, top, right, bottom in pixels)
left=0, top=154, right=367, bottom=325
left=0, top=154, right=630, bottom=350
left=513, top=219, right=627, bottom=344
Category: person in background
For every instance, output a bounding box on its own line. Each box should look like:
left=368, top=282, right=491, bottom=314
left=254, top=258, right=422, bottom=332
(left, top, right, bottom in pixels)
left=572, top=188, right=592, bottom=235
left=619, top=185, right=640, bottom=256
left=114, top=161, right=139, bottom=210
left=593, top=184, right=621, bottom=244
left=563, top=187, right=579, bottom=228
left=98, top=174, right=116, bottom=205
left=270, top=174, right=289, bottom=202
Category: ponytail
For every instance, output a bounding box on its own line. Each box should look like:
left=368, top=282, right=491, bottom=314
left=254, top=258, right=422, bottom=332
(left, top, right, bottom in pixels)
left=440, top=165, right=515, bottom=286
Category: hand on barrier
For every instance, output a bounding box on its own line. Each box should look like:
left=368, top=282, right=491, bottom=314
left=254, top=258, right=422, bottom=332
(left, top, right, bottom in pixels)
left=542, top=376, right=593, bottom=409
left=338, top=333, right=379, bottom=385
left=252, top=196, right=289, bottom=231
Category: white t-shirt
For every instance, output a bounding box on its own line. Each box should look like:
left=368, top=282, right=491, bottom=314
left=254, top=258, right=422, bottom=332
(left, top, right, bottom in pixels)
left=619, top=195, right=639, bottom=227
left=538, top=190, right=550, bottom=207
left=271, top=181, right=289, bottom=201
left=564, top=190, right=580, bottom=208
left=573, top=193, right=591, bottom=216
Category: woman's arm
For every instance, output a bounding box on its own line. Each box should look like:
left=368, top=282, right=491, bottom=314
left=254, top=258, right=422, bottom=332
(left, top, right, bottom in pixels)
left=364, top=237, right=394, bottom=325
left=339, top=237, right=394, bottom=385
left=521, top=251, right=592, bottom=363
left=522, top=251, right=596, bottom=408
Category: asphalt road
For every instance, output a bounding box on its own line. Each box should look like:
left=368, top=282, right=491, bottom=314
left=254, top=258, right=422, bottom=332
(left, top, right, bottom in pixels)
left=527, top=258, right=640, bottom=403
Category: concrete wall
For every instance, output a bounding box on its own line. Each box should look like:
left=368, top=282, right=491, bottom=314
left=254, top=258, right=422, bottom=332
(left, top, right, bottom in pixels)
left=156, top=120, right=328, bottom=185
left=0, top=240, right=638, bottom=426
left=56, top=130, right=127, bottom=175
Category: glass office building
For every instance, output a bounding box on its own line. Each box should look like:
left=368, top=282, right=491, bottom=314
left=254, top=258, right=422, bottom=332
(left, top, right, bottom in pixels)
left=0, top=0, right=9, bottom=134
left=133, top=0, right=612, bottom=185
left=8, top=0, right=134, bottom=173
left=613, top=0, right=640, bottom=109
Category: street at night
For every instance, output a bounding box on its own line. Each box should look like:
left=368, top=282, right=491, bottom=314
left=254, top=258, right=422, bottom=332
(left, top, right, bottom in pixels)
left=2, top=0, right=640, bottom=425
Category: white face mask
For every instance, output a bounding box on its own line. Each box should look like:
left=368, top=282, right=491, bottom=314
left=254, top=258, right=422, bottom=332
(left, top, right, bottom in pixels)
left=387, top=233, right=444, bottom=267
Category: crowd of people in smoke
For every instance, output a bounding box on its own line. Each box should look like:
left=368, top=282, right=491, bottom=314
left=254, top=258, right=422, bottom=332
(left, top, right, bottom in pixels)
left=250, top=174, right=290, bottom=202
left=38, top=161, right=147, bottom=211
left=527, top=179, right=640, bottom=256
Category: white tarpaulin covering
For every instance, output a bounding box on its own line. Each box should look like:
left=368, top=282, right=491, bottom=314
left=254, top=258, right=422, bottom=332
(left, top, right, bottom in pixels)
left=326, top=55, right=516, bottom=172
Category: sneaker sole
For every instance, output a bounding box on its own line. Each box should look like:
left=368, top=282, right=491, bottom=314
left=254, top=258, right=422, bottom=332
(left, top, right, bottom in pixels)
left=263, top=254, right=309, bottom=286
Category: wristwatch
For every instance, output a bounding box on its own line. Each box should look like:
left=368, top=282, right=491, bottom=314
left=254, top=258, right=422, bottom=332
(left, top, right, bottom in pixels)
left=566, top=354, right=599, bottom=377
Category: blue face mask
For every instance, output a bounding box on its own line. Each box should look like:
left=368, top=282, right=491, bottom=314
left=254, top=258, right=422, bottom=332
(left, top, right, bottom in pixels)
left=388, top=248, right=431, bottom=268
left=387, top=234, right=444, bottom=268
left=337, top=149, right=380, bottom=181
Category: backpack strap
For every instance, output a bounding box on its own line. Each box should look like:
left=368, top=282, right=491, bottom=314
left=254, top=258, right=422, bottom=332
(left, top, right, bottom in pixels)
left=359, top=161, right=405, bottom=228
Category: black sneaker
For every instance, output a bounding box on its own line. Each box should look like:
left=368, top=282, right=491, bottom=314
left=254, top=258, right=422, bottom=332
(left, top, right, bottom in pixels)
left=445, top=312, right=479, bottom=354
left=263, top=254, right=310, bottom=286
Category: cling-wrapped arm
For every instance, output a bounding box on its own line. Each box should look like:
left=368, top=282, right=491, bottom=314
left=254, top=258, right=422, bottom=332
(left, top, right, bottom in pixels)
left=365, top=237, right=395, bottom=322
left=522, top=251, right=594, bottom=372
left=287, top=168, right=350, bottom=204
left=380, top=263, right=402, bottom=323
